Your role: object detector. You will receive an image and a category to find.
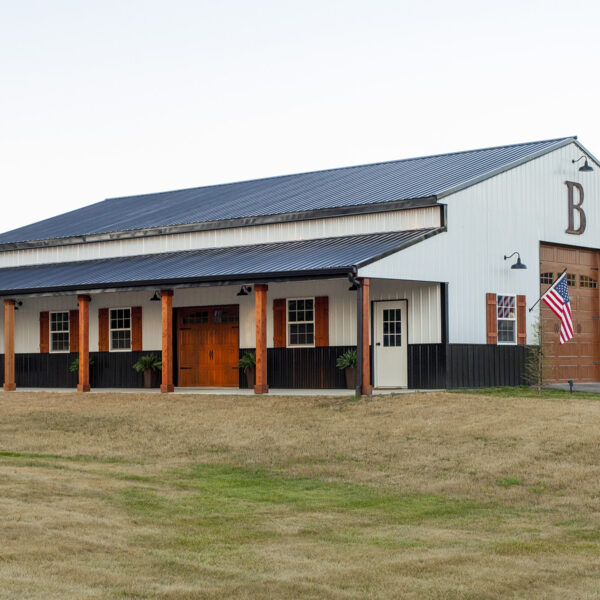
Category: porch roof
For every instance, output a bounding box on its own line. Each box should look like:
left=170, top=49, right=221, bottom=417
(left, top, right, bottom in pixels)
left=0, top=228, right=442, bottom=295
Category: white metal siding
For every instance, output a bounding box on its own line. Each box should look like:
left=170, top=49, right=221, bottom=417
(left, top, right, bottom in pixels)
left=359, top=142, right=600, bottom=344
left=1, top=279, right=440, bottom=353
left=0, top=207, right=441, bottom=268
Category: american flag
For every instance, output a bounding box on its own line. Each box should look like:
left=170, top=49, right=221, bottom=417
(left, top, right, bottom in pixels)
left=542, top=272, right=573, bottom=344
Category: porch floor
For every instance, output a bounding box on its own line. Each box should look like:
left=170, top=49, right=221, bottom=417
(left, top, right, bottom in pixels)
left=3, top=387, right=442, bottom=396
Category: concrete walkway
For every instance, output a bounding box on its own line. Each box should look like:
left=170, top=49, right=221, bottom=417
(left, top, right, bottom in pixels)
left=4, top=387, right=440, bottom=396
left=545, top=382, right=600, bottom=394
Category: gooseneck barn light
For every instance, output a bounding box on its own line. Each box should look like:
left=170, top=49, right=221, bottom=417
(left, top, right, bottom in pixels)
left=149, top=291, right=161, bottom=302
left=236, top=285, right=252, bottom=296
left=504, top=252, right=527, bottom=270
left=572, top=156, right=594, bottom=172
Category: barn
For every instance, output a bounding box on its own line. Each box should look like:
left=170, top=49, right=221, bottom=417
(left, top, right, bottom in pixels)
left=0, top=136, right=597, bottom=394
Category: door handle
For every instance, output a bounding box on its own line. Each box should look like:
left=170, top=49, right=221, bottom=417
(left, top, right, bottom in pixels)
left=376, top=342, right=381, bottom=346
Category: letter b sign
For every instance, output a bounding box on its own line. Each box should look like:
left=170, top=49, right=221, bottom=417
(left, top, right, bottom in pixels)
left=565, top=181, right=586, bottom=235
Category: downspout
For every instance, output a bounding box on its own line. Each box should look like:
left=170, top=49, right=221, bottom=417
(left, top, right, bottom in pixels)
left=348, top=269, right=362, bottom=399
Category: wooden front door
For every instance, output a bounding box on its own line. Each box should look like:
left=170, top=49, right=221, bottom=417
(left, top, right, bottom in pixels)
left=177, top=305, right=239, bottom=387
left=540, top=243, right=600, bottom=382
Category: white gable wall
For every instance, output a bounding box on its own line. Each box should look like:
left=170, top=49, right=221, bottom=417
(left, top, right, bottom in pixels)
left=359, top=142, right=600, bottom=344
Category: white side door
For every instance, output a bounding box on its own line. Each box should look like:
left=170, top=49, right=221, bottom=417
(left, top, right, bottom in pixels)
left=374, top=300, right=408, bottom=388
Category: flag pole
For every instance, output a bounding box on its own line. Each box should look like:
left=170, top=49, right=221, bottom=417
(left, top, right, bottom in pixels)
left=528, top=267, right=568, bottom=313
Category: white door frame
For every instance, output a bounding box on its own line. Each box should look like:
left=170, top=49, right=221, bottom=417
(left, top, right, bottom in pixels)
left=373, top=299, right=408, bottom=388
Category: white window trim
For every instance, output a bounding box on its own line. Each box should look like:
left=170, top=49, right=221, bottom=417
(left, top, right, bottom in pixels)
left=49, top=310, right=70, bottom=354
left=109, top=306, right=132, bottom=352
left=286, top=297, right=315, bottom=348
left=496, top=293, right=517, bottom=346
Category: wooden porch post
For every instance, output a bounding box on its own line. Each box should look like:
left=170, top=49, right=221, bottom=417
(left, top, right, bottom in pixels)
left=360, top=278, right=372, bottom=396
left=254, top=284, right=269, bottom=394
left=77, top=295, right=91, bottom=392
left=160, top=289, right=174, bottom=393
left=3, top=299, right=16, bottom=391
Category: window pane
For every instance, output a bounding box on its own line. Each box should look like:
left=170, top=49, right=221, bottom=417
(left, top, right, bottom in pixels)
left=383, top=308, right=401, bottom=347
left=51, top=332, right=69, bottom=351
left=540, top=272, right=553, bottom=285
left=110, top=308, right=131, bottom=330
left=580, top=275, right=598, bottom=289
left=289, top=322, right=314, bottom=345
left=497, top=296, right=515, bottom=319
left=111, top=330, right=131, bottom=350
left=50, top=312, right=69, bottom=332
left=288, top=299, right=314, bottom=345
left=498, top=320, right=515, bottom=343
left=221, top=310, right=238, bottom=323
left=566, top=274, right=576, bottom=287
left=183, top=311, right=208, bottom=324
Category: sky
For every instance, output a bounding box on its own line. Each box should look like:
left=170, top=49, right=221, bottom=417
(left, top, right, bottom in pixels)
left=1, top=0, right=599, bottom=234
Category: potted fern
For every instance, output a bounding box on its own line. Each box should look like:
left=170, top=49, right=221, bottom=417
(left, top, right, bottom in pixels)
left=238, top=351, right=256, bottom=389
left=336, top=349, right=357, bottom=389
left=132, top=353, right=162, bottom=388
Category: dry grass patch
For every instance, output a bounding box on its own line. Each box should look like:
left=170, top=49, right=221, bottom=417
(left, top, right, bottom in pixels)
left=0, top=390, right=599, bottom=598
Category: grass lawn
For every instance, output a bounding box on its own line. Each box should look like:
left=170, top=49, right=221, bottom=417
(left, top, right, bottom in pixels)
left=1, top=390, right=600, bottom=599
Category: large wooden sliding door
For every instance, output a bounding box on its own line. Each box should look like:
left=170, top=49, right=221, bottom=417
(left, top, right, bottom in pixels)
left=540, top=243, right=600, bottom=382
left=177, top=305, right=239, bottom=387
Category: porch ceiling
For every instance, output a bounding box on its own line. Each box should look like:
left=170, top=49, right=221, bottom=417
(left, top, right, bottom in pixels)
left=0, top=228, right=443, bottom=295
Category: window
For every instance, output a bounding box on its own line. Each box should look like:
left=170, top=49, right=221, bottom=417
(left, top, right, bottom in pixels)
left=214, top=309, right=238, bottom=323
left=383, top=308, right=402, bottom=347
left=580, top=275, right=598, bottom=288
left=287, top=298, right=314, bottom=346
left=566, top=273, right=576, bottom=287
left=182, top=311, right=208, bottom=324
left=540, top=272, right=553, bottom=285
left=497, top=295, right=516, bottom=344
left=110, top=308, right=131, bottom=350
left=50, top=311, right=69, bottom=352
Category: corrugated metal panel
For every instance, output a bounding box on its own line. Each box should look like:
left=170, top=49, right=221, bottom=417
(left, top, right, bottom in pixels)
left=0, top=137, right=572, bottom=244
left=0, top=229, right=439, bottom=294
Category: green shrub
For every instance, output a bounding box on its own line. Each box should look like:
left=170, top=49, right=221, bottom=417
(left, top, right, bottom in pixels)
left=336, top=349, right=357, bottom=370
left=132, top=353, right=162, bottom=373
left=69, top=357, right=94, bottom=373
left=238, top=351, right=256, bottom=372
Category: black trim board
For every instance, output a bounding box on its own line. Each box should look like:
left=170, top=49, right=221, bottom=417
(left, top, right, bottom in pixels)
left=440, top=283, right=449, bottom=345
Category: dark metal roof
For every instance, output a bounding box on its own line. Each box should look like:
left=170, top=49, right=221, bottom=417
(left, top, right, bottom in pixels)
left=0, top=228, right=442, bottom=295
left=0, top=137, right=574, bottom=247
